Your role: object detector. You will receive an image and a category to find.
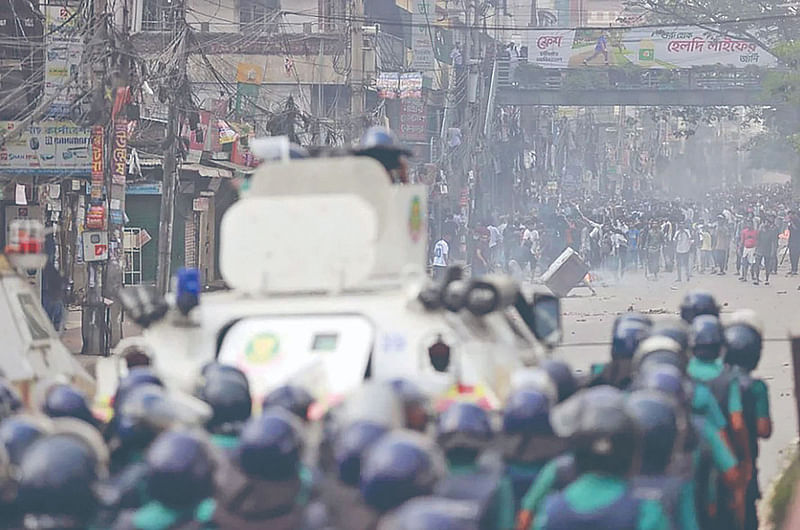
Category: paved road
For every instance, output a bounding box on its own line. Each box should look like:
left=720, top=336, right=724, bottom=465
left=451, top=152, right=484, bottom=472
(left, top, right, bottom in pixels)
left=551, top=264, right=799, bottom=491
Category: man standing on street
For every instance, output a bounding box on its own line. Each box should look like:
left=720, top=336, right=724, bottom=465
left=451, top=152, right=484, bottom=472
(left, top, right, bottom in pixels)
left=674, top=221, right=693, bottom=282
left=432, top=233, right=449, bottom=281
left=714, top=219, right=731, bottom=275
left=788, top=210, right=800, bottom=275
left=755, top=215, right=778, bottom=285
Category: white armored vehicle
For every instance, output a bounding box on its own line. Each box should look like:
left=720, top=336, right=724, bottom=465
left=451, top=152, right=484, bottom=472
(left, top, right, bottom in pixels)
left=111, top=154, right=560, bottom=411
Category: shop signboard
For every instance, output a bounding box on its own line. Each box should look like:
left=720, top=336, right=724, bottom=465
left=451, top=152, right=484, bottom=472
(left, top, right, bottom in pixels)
left=112, top=120, right=128, bottom=186
left=398, top=99, right=427, bottom=143
left=411, top=0, right=436, bottom=72
left=0, top=121, right=91, bottom=176
left=526, top=26, right=778, bottom=69
left=44, top=6, right=84, bottom=118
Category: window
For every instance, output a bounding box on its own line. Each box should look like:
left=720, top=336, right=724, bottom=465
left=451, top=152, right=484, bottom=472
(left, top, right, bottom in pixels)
left=319, top=0, right=346, bottom=32
left=239, top=0, right=279, bottom=31
left=141, top=0, right=177, bottom=31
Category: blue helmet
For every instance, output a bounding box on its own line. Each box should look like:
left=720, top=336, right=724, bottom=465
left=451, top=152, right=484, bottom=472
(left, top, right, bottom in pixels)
left=196, top=365, right=251, bottom=433
left=262, top=384, right=314, bottom=422
left=613, top=312, right=652, bottom=333
left=237, top=408, right=302, bottom=481
left=626, top=391, right=678, bottom=474
left=41, top=384, right=96, bottom=426
left=503, top=389, right=552, bottom=436
left=0, top=415, right=48, bottom=467
left=631, top=365, right=688, bottom=405
left=691, top=314, right=724, bottom=360
left=380, top=496, right=481, bottom=530
left=436, top=402, right=492, bottom=452
left=334, top=420, right=389, bottom=486
left=17, top=433, right=101, bottom=518
left=112, top=383, right=166, bottom=450
left=540, top=359, right=577, bottom=402
left=113, top=367, right=163, bottom=414
left=680, top=291, right=719, bottom=323
left=633, top=336, right=686, bottom=374
left=146, top=430, right=214, bottom=508
left=724, top=324, right=762, bottom=371
left=358, top=126, right=412, bottom=155
left=0, top=378, right=22, bottom=421
left=611, top=320, right=650, bottom=360
left=360, top=431, right=444, bottom=512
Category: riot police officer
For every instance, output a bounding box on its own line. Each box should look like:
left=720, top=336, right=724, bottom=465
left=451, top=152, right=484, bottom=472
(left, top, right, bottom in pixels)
left=532, top=386, right=671, bottom=530
left=377, top=496, right=482, bottom=530
left=263, top=384, right=314, bottom=422
left=434, top=402, right=515, bottom=529
left=196, top=363, right=251, bottom=448
left=112, top=429, right=216, bottom=530
left=650, top=318, right=691, bottom=356
left=354, top=126, right=412, bottom=184
left=589, top=318, right=650, bottom=389
left=539, top=360, right=578, bottom=402
left=725, top=309, right=771, bottom=530
left=40, top=382, right=98, bottom=427
left=213, top=408, right=316, bottom=529
left=679, top=290, right=719, bottom=323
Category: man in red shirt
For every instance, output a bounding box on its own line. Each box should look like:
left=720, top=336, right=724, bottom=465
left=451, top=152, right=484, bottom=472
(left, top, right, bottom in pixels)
left=740, top=221, right=758, bottom=282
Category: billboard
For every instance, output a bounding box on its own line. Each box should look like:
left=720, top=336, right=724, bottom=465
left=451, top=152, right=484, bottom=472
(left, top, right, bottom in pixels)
left=44, top=6, right=84, bottom=118
left=0, top=121, right=92, bottom=175
left=411, top=0, right=436, bottom=72
left=527, top=26, right=778, bottom=69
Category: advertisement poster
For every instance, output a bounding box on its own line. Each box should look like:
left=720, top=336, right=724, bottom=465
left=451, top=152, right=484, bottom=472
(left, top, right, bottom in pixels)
left=398, top=99, right=427, bottom=143
left=527, top=26, right=777, bottom=69
left=411, top=0, right=436, bottom=72
left=399, top=73, right=423, bottom=99
left=91, top=125, right=103, bottom=199
left=0, top=121, right=91, bottom=175
left=112, top=120, right=128, bottom=186
left=44, top=6, right=84, bottom=118
left=377, top=72, right=400, bottom=99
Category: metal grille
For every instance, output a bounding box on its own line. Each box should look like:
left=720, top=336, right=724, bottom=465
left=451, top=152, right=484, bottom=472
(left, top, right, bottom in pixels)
left=123, top=228, right=143, bottom=285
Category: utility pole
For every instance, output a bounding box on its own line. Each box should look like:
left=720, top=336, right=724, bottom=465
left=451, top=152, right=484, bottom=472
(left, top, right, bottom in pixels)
left=349, top=0, right=365, bottom=139
left=529, top=0, right=538, bottom=27
left=155, top=1, right=187, bottom=295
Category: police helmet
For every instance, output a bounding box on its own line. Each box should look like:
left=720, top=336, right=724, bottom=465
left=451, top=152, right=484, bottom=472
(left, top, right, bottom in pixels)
left=631, top=364, right=689, bottom=405
left=41, top=383, right=97, bottom=426
left=358, top=126, right=412, bottom=156
left=262, top=384, right=314, bottom=422
left=633, top=336, right=684, bottom=374
left=611, top=320, right=650, bottom=360
left=146, top=429, right=214, bottom=508
left=727, top=309, right=764, bottom=336
left=503, top=389, right=552, bottom=436
left=378, top=496, right=481, bottom=530
left=390, top=378, right=431, bottom=431
left=113, top=367, right=163, bottom=414
left=334, top=420, right=389, bottom=486
left=613, top=312, right=653, bottom=333
left=0, top=415, right=50, bottom=467
left=196, top=364, right=251, bottom=434
left=724, top=324, right=762, bottom=372
left=510, top=368, right=558, bottom=405
left=540, top=359, right=578, bottom=402
left=691, top=314, right=724, bottom=360
left=237, top=407, right=303, bottom=481
left=361, top=430, right=445, bottom=512
left=0, top=378, right=22, bottom=421
left=650, top=318, right=691, bottom=354
left=626, top=391, right=678, bottom=474
left=680, top=291, right=719, bottom=323
left=549, top=386, right=637, bottom=475
left=436, top=401, right=493, bottom=455
left=17, top=433, right=102, bottom=519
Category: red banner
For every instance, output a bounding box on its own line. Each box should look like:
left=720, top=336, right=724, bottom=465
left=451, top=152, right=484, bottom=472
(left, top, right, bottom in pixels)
left=112, top=120, right=127, bottom=186
left=91, top=125, right=104, bottom=199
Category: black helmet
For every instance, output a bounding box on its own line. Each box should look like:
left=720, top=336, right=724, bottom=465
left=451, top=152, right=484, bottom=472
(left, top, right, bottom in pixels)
left=41, top=383, right=96, bottom=426
left=680, top=291, right=719, bottom=323
left=691, top=315, right=724, bottom=361
left=146, top=430, right=214, bottom=508
left=237, top=408, right=303, bottom=481
left=611, top=320, right=650, bottom=360
left=262, top=384, right=314, bottom=422
left=550, top=386, right=637, bottom=476
left=540, top=359, right=578, bottom=402
left=17, top=433, right=102, bottom=521
left=360, top=431, right=445, bottom=512
left=724, top=324, right=762, bottom=371
left=334, top=420, right=389, bottom=486
left=196, top=364, right=252, bottom=434
left=626, top=391, right=678, bottom=474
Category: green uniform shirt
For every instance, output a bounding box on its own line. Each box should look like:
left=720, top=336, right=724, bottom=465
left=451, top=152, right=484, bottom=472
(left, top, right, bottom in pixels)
left=132, top=499, right=216, bottom=530
left=449, top=462, right=515, bottom=530
left=687, top=358, right=743, bottom=415
left=532, top=473, right=670, bottom=530
left=699, top=416, right=737, bottom=473
left=692, top=384, right=727, bottom=430
left=211, top=433, right=239, bottom=449
left=751, top=379, right=770, bottom=419
left=520, top=458, right=560, bottom=515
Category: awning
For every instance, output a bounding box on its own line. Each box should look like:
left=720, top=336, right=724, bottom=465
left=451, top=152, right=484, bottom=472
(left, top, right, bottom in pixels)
left=180, top=163, right=232, bottom=178
left=208, top=160, right=257, bottom=176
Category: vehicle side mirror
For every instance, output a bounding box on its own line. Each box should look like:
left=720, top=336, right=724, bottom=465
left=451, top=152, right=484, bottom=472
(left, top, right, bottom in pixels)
left=531, top=293, right=561, bottom=348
